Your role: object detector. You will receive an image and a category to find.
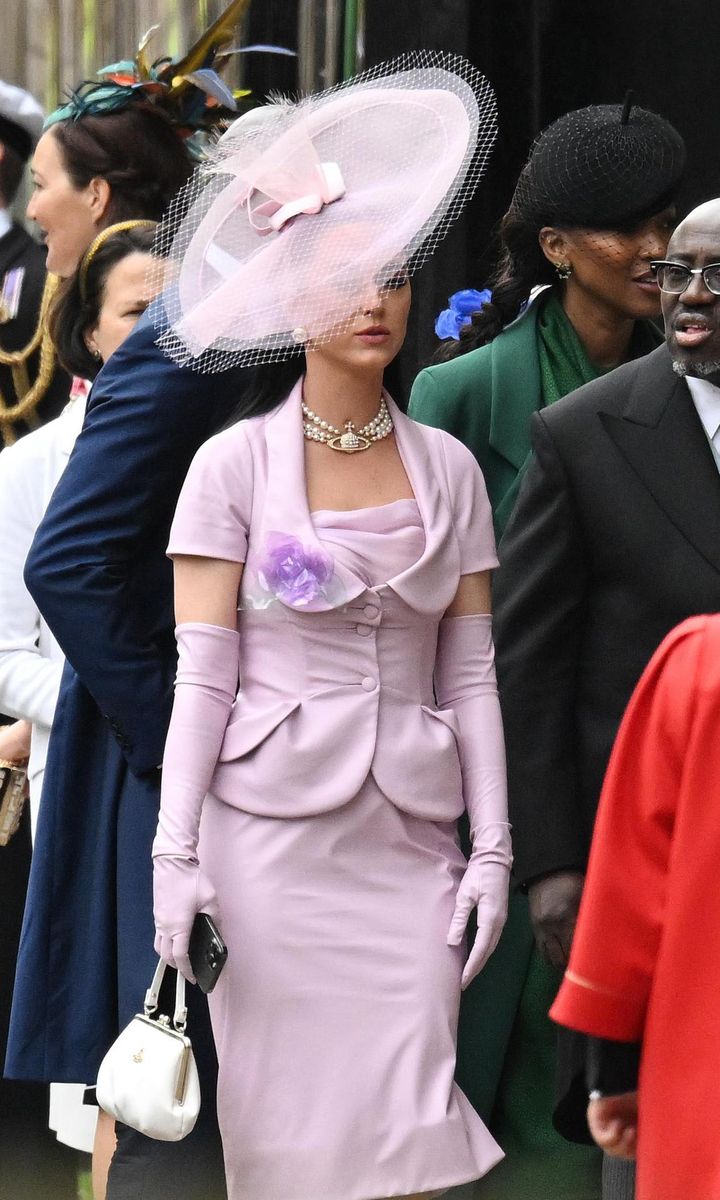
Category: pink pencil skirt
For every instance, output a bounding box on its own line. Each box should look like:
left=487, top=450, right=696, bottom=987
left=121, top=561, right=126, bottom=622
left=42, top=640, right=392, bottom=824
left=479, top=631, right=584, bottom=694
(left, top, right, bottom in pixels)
left=200, top=776, right=503, bottom=1200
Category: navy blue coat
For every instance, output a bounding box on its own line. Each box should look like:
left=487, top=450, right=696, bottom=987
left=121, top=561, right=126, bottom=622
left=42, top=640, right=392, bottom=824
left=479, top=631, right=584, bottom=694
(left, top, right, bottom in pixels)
left=5, top=316, right=244, bottom=1083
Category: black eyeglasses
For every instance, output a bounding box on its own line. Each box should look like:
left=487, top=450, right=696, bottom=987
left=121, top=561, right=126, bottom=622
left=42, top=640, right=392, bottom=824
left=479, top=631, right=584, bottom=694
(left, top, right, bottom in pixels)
left=650, top=260, right=720, bottom=296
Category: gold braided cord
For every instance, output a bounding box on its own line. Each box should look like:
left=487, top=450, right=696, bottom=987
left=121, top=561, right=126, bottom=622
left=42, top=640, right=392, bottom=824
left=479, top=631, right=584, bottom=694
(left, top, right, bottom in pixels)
left=0, top=272, right=56, bottom=366
left=0, top=274, right=61, bottom=447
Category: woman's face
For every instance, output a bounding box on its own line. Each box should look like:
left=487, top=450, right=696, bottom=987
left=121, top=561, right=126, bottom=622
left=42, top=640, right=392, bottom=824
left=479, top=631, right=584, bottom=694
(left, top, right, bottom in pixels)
left=541, top=207, right=677, bottom=320
left=84, top=252, right=160, bottom=365
left=310, top=275, right=412, bottom=372
left=27, top=129, right=109, bottom=277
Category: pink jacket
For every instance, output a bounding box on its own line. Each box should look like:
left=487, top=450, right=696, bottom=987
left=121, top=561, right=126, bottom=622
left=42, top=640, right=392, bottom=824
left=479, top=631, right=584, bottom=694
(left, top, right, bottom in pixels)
left=168, top=380, right=497, bottom=820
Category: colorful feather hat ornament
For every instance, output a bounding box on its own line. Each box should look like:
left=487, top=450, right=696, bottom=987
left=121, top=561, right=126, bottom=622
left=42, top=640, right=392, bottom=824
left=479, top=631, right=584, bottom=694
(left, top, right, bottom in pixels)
left=45, top=0, right=295, bottom=159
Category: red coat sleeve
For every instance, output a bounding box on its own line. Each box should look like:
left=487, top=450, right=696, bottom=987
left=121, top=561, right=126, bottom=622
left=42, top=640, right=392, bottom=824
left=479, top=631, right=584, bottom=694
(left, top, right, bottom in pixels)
left=550, top=616, right=707, bottom=1041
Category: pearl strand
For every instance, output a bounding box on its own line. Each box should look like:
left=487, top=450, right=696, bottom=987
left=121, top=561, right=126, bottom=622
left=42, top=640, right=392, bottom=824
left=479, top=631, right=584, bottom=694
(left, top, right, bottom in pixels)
left=302, top=395, right=394, bottom=452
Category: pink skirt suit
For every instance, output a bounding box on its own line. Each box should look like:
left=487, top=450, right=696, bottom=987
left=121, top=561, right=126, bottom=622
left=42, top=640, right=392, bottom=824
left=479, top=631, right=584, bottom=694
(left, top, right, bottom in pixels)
left=166, top=383, right=503, bottom=1199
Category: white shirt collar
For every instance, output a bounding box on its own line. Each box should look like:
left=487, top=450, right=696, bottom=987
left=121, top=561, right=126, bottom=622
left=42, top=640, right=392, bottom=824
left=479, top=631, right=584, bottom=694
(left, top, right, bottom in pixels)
left=0, top=208, right=12, bottom=241
left=686, top=373, right=720, bottom=443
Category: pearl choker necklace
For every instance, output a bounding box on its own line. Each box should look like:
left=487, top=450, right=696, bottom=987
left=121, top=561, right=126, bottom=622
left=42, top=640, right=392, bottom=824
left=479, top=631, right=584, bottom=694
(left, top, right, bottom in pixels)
left=302, top=395, right=394, bottom=453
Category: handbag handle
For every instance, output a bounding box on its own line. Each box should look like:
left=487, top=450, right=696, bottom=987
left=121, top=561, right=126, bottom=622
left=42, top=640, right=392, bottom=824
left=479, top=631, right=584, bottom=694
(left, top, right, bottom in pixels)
left=143, top=958, right=189, bottom=1033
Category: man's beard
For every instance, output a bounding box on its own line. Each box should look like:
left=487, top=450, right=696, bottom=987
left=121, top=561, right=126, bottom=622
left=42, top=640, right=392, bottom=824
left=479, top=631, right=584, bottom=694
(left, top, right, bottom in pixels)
left=672, top=359, right=720, bottom=378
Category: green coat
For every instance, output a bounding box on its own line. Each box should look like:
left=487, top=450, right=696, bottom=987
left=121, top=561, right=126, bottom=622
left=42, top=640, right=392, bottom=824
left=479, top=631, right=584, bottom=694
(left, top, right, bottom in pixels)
left=408, top=303, right=547, bottom=1125
left=409, top=294, right=663, bottom=539
left=409, top=299, right=545, bottom=539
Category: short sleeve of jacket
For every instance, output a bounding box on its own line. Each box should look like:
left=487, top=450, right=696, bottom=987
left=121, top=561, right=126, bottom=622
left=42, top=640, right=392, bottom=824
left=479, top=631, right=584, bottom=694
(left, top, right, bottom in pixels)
left=167, top=422, right=253, bottom=563
left=440, top=429, right=498, bottom=573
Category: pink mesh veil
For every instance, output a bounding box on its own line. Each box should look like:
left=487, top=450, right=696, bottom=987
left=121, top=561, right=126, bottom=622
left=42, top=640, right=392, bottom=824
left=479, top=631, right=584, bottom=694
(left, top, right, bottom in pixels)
left=151, top=51, right=497, bottom=371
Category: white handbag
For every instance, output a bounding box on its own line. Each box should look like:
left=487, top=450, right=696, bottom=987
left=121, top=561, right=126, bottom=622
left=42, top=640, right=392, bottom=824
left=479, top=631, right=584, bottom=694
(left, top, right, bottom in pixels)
left=96, top=959, right=201, bottom=1141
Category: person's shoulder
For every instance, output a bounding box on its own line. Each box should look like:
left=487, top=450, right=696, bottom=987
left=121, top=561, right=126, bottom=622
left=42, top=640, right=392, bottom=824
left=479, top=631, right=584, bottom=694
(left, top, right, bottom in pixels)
left=633, top=615, right=719, bottom=734
left=97, top=311, right=222, bottom=384
left=411, top=339, right=495, bottom=408
left=409, top=344, right=492, bottom=442
left=90, top=315, right=232, bottom=423
left=99, top=312, right=167, bottom=370
left=681, top=615, right=720, bottom=689
left=0, top=412, right=66, bottom=474
left=4, top=222, right=43, bottom=262
left=187, top=407, right=268, bottom=472
left=659, top=615, right=712, bottom=656
left=408, top=414, right=484, bottom=481
left=175, top=410, right=266, bottom=518
left=410, top=302, right=540, bottom=415
left=0, top=415, right=69, bottom=520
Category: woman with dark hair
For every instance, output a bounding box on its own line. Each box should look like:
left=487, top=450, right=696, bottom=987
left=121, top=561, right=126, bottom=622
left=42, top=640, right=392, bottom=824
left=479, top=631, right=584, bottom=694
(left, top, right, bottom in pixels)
left=0, top=221, right=160, bottom=1198
left=27, top=104, right=190, bottom=280
left=408, top=103, right=686, bottom=1200
left=410, top=103, right=685, bottom=533
left=48, top=220, right=158, bottom=379
left=24, top=0, right=263, bottom=285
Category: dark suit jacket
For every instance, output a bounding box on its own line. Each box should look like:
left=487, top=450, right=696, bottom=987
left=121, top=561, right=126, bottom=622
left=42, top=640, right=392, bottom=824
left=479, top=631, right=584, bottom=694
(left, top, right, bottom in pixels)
left=0, top=223, right=70, bottom=443
left=7, top=315, right=247, bottom=1082
left=494, top=343, right=720, bottom=888
left=494, top=342, right=720, bottom=1139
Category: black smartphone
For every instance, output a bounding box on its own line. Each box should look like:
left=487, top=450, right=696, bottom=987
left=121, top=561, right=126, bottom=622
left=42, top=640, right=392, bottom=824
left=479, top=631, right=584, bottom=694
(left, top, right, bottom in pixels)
left=188, top=912, right=228, bottom=993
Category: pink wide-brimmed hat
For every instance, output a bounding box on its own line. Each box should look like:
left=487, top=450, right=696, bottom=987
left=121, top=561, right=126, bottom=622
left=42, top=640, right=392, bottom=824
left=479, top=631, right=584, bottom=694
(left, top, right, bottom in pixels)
left=154, top=51, right=497, bottom=370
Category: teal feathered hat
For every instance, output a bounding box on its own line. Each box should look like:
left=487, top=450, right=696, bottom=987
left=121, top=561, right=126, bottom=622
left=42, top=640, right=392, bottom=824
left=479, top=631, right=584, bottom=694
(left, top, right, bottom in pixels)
left=45, top=0, right=295, bottom=160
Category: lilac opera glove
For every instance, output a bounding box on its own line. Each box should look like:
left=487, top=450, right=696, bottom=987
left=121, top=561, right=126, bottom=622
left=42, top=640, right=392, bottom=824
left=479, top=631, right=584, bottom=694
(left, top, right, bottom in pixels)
left=153, top=622, right=240, bottom=981
left=435, top=613, right=511, bottom=989
left=153, top=857, right=220, bottom=982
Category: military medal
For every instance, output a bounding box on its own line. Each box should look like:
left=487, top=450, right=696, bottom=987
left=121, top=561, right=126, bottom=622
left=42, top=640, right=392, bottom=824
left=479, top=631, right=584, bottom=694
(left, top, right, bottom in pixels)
left=0, top=266, right=24, bottom=324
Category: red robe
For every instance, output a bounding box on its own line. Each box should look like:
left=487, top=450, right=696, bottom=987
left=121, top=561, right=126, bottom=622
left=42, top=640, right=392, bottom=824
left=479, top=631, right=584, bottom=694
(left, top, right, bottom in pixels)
left=551, top=614, right=720, bottom=1200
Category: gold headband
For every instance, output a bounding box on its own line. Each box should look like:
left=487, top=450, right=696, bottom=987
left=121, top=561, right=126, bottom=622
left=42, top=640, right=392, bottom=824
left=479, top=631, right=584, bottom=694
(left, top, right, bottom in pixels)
left=79, top=220, right=157, bottom=300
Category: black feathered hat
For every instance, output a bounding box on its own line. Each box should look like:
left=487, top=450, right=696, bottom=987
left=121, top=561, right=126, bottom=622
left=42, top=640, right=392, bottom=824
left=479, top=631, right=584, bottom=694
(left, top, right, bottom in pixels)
left=512, top=101, right=686, bottom=230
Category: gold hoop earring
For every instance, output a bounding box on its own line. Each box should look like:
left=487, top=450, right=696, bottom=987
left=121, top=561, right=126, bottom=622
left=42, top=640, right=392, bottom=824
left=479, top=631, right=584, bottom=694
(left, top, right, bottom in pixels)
left=555, top=262, right=572, bottom=281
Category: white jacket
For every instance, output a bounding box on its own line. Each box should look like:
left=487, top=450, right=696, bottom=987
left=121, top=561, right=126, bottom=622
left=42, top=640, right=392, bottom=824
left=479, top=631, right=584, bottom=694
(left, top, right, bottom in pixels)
left=0, top=398, right=84, bottom=829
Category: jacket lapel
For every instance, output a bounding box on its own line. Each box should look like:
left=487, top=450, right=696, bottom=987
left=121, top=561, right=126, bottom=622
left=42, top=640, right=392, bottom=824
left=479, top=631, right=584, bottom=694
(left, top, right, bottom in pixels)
left=259, top=385, right=457, bottom=614
left=389, top=401, right=459, bottom=613
left=259, top=379, right=368, bottom=610
left=487, top=298, right=543, bottom=470
left=600, top=345, right=720, bottom=576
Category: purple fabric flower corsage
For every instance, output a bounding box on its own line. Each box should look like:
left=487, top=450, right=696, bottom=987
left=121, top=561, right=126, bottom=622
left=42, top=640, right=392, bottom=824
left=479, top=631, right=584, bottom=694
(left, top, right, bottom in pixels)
left=257, top=532, right=335, bottom=608
left=434, top=287, right=492, bottom=340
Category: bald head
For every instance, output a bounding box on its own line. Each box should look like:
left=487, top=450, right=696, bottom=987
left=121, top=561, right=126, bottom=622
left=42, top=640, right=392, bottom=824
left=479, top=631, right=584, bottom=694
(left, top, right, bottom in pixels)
left=668, top=198, right=720, bottom=253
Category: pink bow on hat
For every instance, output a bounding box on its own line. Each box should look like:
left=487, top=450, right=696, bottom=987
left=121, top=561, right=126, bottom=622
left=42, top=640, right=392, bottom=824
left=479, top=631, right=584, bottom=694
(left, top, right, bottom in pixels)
left=246, top=160, right=345, bottom=235
left=213, top=120, right=346, bottom=236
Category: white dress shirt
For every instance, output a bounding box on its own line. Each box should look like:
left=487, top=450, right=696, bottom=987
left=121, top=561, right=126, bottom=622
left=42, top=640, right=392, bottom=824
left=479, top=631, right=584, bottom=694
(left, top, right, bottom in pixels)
left=686, top=374, right=720, bottom=474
